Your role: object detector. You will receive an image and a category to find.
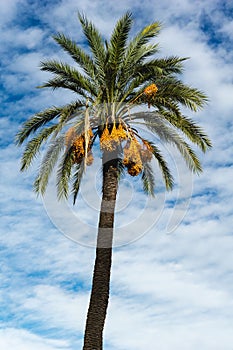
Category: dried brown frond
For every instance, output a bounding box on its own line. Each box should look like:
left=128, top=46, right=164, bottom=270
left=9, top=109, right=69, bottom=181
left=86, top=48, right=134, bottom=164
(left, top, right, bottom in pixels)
left=65, top=127, right=76, bottom=147
left=140, top=140, right=153, bottom=162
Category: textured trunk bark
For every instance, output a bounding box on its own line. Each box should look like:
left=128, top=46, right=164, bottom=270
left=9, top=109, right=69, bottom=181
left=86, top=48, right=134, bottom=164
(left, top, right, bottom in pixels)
left=83, top=156, right=119, bottom=350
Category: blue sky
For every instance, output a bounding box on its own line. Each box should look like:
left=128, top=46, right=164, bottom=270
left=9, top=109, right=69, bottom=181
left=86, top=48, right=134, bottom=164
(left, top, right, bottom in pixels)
left=1, top=0, right=233, bottom=349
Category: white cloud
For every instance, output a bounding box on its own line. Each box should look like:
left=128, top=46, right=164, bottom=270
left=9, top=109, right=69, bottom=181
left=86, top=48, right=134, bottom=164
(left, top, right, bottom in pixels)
left=0, top=328, right=70, bottom=350
left=0, top=0, right=25, bottom=27
left=159, top=25, right=233, bottom=118
left=21, top=284, right=89, bottom=331
left=220, top=20, right=233, bottom=39
left=0, top=27, right=44, bottom=53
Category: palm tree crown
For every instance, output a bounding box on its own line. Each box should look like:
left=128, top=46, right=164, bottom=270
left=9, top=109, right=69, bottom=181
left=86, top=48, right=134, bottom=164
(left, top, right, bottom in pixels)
left=16, top=12, right=211, bottom=201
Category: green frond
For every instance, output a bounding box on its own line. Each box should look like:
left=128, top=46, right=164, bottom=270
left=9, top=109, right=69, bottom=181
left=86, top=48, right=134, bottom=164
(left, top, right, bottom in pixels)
left=180, top=143, right=203, bottom=173
left=148, top=141, right=174, bottom=190
left=151, top=97, right=181, bottom=115
left=128, top=109, right=211, bottom=154
left=158, top=111, right=212, bottom=152
left=72, top=161, right=85, bottom=204
left=20, top=107, right=84, bottom=172
left=34, top=136, right=64, bottom=195
left=15, top=101, right=85, bottom=145
left=142, top=162, right=155, bottom=196
left=117, top=21, right=161, bottom=90
left=155, top=123, right=203, bottom=173
left=121, top=21, right=161, bottom=64
left=39, top=77, right=91, bottom=98
left=20, top=125, right=58, bottom=171
left=78, top=12, right=106, bottom=82
left=140, top=22, right=161, bottom=42
left=15, top=106, right=63, bottom=145
left=122, top=58, right=206, bottom=111
left=52, top=33, right=97, bottom=81
left=134, top=117, right=203, bottom=173
left=153, top=56, right=188, bottom=74
left=39, top=60, right=97, bottom=96
left=117, top=44, right=160, bottom=99
left=109, top=11, right=133, bottom=65
left=135, top=43, right=160, bottom=62
left=60, top=100, right=86, bottom=117
left=177, top=86, right=208, bottom=111
left=104, top=12, right=133, bottom=100
left=118, top=76, right=145, bottom=103
left=56, top=147, right=74, bottom=200
left=135, top=56, right=188, bottom=78
left=156, top=77, right=208, bottom=111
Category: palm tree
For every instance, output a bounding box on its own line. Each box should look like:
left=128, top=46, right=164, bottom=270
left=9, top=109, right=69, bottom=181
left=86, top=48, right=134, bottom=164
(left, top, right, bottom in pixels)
left=16, top=12, right=211, bottom=350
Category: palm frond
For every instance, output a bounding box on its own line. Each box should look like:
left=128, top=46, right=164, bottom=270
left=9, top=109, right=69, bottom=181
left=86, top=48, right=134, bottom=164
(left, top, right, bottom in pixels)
left=39, top=60, right=97, bottom=96
left=84, top=105, right=90, bottom=167
left=128, top=110, right=211, bottom=153
left=135, top=56, right=188, bottom=79
left=117, top=44, right=161, bottom=101
left=20, top=108, right=83, bottom=172
left=134, top=22, right=161, bottom=48
left=155, top=77, right=208, bottom=111
left=134, top=43, right=160, bottom=63
left=78, top=12, right=106, bottom=83
left=15, top=101, right=85, bottom=145
left=52, top=33, right=97, bottom=81
left=56, top=147, right=74, bottom=200
left=15, top=106, right=63, bottom=145
left=39, top=77, right=90, bottom=98
left=104, top=12, right=133, bottom=101
left=118, top=21, right=161, bottom=89
left=20, top=125, right=58, bottom=171
left=109, top=11, right=133, bottom=66
left=148, top=141, right=174, bottom=190
left=34, top=136, right=64, bottom=195
left=72, top=161, right=85, bottom=204
left=157, top=111, right=212, bottom=152
left=133, top=118, right=203, bottom=173
left=142, top=162, right=155, bottom=196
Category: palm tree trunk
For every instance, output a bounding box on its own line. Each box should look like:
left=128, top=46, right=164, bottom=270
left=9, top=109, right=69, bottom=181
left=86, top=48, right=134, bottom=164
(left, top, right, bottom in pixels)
left=83, top=156, right=119, bottom=350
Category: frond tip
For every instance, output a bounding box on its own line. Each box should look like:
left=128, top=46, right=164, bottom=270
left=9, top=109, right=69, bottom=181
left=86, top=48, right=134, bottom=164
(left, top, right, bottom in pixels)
left=72, top=162, right=85, bottom=204
left=150, top=143, right=174, bottom=190
left=33, top=136, right=64, bottom=195
left=142, top=162, right=156, bottom=196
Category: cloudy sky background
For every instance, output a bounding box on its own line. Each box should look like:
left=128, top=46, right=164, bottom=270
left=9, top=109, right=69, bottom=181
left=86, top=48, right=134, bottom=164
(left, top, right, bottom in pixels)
left=1, top=0, right=233, bottom=349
